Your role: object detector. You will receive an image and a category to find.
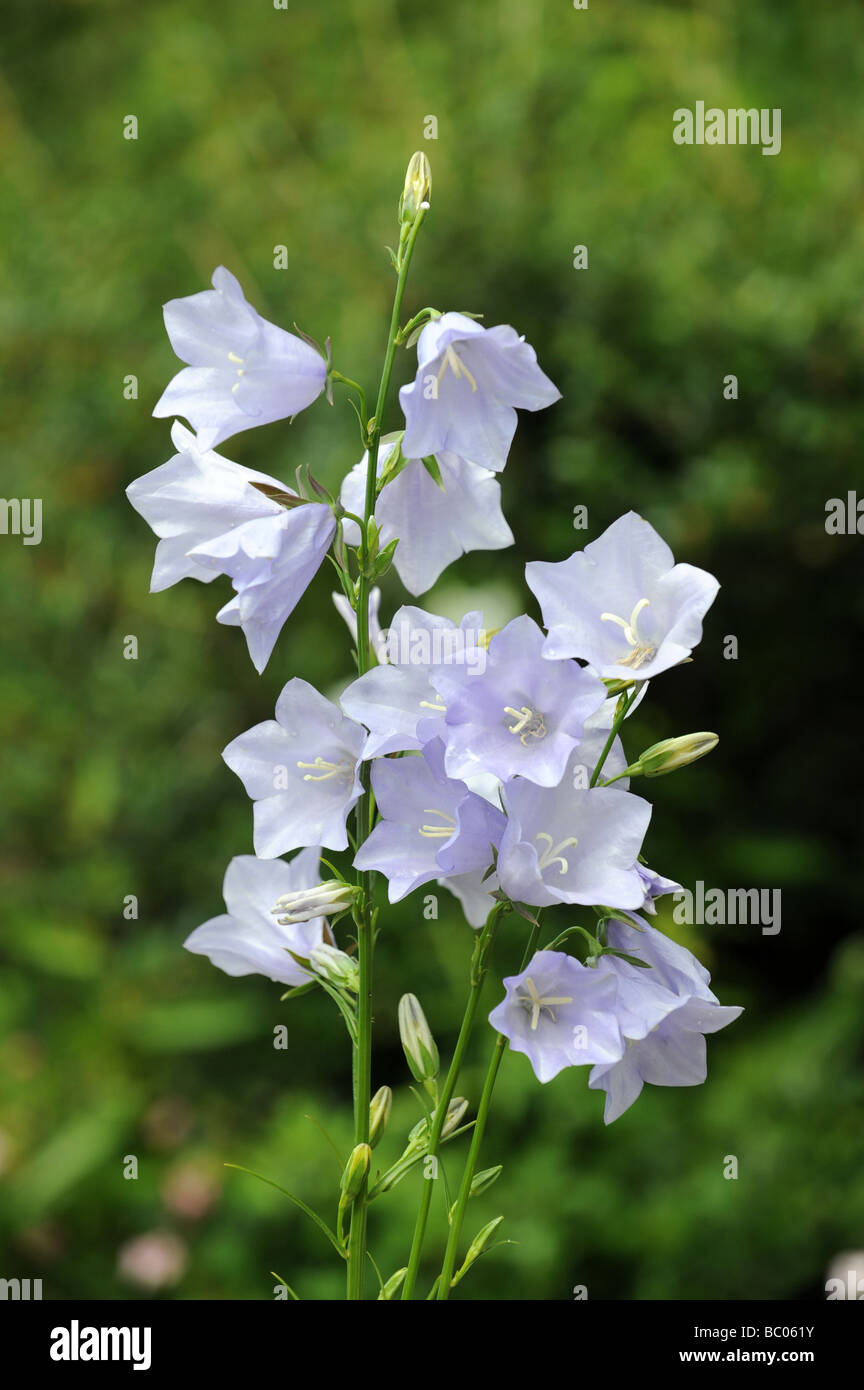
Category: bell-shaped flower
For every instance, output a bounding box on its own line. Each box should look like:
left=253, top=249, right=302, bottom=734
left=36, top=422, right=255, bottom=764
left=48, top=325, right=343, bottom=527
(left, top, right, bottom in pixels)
left=399, top=312, right=561, bottom=471
left=340, top=442, right=513, bottom=595
left=488, top=950, right=625, bottom=1082
left=496, top=758, right=652, bottom=908
left=153, top=266, right=327, bottom=451
left=127, top=422, right=336, bottom=672
left=526, top=511, right=719, bottom=679
left=589, top=920, right=743, bottom=1123
left=340, top=605, right=486, bottom=758
left=433, top=614, right=606, bottom=787
left=223, top=678, right=365, bottom=857
left=183, top=847, right=330, bottom=986
left=353, top=740, right=505, bottom=903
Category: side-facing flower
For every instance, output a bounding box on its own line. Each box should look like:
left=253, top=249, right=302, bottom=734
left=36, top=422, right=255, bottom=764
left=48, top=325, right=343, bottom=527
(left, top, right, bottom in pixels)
left=526, top=511, right=719, bottom=679
left=398, top=313, right=561, bottom=471
left=340, top=442, right=513, bottom=595
left=496, top=760, right=652, bottom=909
left=434, top=614, right=607, bottom=787
left=183, top=848, right=330, bottom=986
left=223, top=678, right=365, bottom=856
left=353, top=740, right=505, bottom=902
left=153, top=266, right=327, bottom=450
left=589, top=920, right=743, bottom=1123
left=127, top=421, right=336, bottom=672
left=488, top=951, right=624, bottom=1082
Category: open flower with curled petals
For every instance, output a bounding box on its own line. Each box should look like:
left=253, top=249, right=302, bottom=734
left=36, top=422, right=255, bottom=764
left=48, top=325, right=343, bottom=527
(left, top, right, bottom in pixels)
left=589, top=920, right=743, bottom=1123
left=223, top=679, right=365, bottom=857
left=153, top=266, right=327, bottom=451
left=353, top=740, right=505, bottom=903
left=127, top=421, right=336, bottom=672
left=341, top=441, right=513, bottom=596
left=434, top=614, right=607, bottom=787
left=184, top=848, right=331, bottom=987
left=496, top=759, right=652, bottom=909
left=399, top=313, right=561, bottom=471
left=489, top=951, right=625, bottom=1082
left=526, top=511, right=719, bottom=680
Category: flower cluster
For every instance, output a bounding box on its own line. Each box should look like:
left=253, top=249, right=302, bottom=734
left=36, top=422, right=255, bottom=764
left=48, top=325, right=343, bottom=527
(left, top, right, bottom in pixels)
left=129, top=157, right=742, bottom=1299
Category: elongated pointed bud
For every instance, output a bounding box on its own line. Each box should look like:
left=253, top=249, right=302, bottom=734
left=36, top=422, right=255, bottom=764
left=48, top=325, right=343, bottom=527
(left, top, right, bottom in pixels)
left=460, top=1216, right=504, bottom=1273
left=369, top=1086, right=392, bottom=1149
left=378, top=1267, right=408, bottom=1301
left=399, top=151, right=431, bottom=224
left=398, top=993, right=439, bottom=1083
left=470, top=1165, right=503, bottom=1197
left=440, top=1096, right=469, bottom=1137
left=637, top=732, right=719, bottom=777
left=340, top=1143, right=371, bottom=1203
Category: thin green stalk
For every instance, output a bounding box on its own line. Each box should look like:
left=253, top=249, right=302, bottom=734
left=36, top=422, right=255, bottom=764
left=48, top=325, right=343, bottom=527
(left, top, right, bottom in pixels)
left=589, top=685, right=641, bottom=787
left=345, top=202, right=427, bottom=1301
left=401, top=904, right=505, bottom=1299
left=435, top=921, right=541, bottom=1300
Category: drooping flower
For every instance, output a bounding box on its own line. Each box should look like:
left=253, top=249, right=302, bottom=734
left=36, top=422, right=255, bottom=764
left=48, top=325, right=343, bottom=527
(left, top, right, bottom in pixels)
left=488, top=950, right=625, bottom=1082
left=496, top=760, right=652, bottom=908
left=340, top=605, right=486, bottom=758
left=340, top=442, right=513, bottom=595
left=126, top=421, right=336, bottom=672
left=153, top=266, right=327, bottom=451
left=353, top=740, right=505, bottom=902
left=433, top=614, right=607, bottom=787
left=183, top=848, right=331, bottom=986
left=526, top=511, right=719, bottom=679
left=398, top=313, right=561, bottom=471
left=222, top=679, right=365, bottom=857
left=588, top=919, right=743, bottom=1123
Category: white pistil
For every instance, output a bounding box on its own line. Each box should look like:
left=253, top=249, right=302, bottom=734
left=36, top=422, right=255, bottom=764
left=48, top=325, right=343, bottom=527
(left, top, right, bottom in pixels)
left=534, top=831, right=579, bottom=875
left=297, top=756, right=351, bottom=783
left=504, top=704, right=547, bottom=745
left=600, top=597, right=656, bottom=668
left=436, top=344, right=478, bottom=393
left=419, top=808, right=458, bottom=839
left=517, top=976, right=574, bottom=1030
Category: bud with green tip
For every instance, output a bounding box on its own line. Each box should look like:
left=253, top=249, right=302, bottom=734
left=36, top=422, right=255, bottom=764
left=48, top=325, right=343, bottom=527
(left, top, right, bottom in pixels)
left=399, top=151, right=432, bottom=225
left=398, top=993, right=439, bottom=1083
left=369, top=1086, right=392, bottom=1149
left=340, top=1143, right=371, bottom=1204
left=637, top=732, right=719, bottom=777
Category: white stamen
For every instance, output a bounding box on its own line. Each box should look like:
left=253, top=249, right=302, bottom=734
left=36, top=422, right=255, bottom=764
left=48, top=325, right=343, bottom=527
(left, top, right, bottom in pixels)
left=535, top=831, right=579, bottom=875
left=419, top=807, right=458, bottom=839
left=600, top=597, right=656, bottom=668
left=436, top=344, right=478, bottom=393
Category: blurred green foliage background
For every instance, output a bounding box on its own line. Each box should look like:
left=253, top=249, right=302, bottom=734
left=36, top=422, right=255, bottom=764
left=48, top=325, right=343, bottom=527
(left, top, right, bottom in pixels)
left=1, top=0, right=862, bottom=1300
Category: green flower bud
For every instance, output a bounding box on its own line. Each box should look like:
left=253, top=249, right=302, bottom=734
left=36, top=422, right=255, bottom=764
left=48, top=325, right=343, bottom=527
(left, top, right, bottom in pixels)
left=637, top=732, right=719, bottom=776
left=309, top=943, right=360, bottom=992
left=399, top=151, right=432, bottom=224
left=440, top=1096, right=469, bottom=1138
left=378, top=1267, right=408, bottom=1301
left=369, top=1086, right=392, bottom=1149
left=340, top=1143, right=372, bottom=1203
left=462, top=1216, right=504, bottom=1268
left=398, top=993, right=439, bottom=1083
left=470, top=1165, right=503, bottom=1197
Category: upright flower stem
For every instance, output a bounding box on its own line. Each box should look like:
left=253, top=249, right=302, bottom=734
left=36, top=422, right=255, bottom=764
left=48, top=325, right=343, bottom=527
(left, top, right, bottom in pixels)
left=401, top=903, right=506, bottom=1300
left=345, top=202, right=427, bottom=1301
left=589, top=684, right=641, bottom=787
left=435, top=920, right=541, bottom=1300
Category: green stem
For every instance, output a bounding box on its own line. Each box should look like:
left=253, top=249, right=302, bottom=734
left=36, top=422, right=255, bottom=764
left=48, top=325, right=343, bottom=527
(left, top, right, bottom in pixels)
left=345, top=204, right=427, bottom=1301
left=435, top=920, right=541, bottom=1300
left=589, top=685, right=641, bottom=788
left=401, top=903, right=505, bottom=1299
